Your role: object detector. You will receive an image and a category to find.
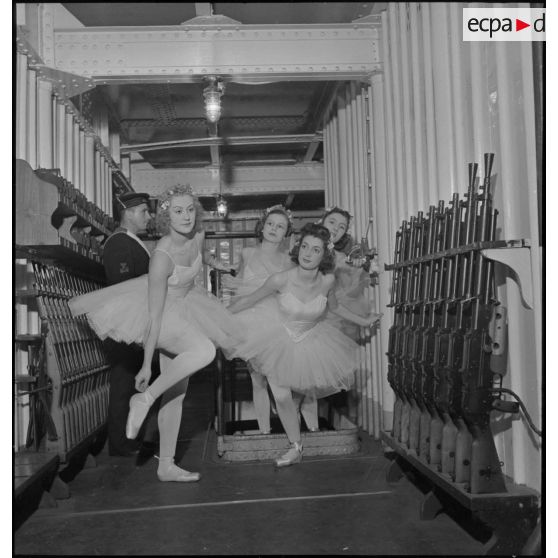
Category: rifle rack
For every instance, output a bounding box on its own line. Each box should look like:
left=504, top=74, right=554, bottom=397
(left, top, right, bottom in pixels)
left=381, top=431, right=539, bottom=556
left=481, top=239, right=534, bottom=309
left=382, top=155, right=540, bottom=556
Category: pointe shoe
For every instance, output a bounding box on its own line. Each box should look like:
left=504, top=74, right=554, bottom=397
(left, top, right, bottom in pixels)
left=157, top=458, right=201, bottom=483
left=275, top=441, right=303, bottom=468
left=125, top=392, right=153, bottom=439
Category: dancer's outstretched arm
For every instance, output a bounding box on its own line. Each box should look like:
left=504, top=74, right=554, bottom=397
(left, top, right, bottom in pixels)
left=235, top=248, right=248, bottom=278
left=227, top=272, right=286, bottom=313
left=328, top=287, right=382, bottom=327
left=136, top=250, right=172, bottom=391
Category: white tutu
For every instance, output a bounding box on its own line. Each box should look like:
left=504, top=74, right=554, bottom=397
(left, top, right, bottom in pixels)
left=221, top=247, right=290, bottom=361
left=233, top=291, right=359, bottom=398
left=69, top=275, right=242, bottom=353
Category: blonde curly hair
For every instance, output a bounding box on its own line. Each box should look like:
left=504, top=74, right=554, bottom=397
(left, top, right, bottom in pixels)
left=155, top=185, right=205, bottom=235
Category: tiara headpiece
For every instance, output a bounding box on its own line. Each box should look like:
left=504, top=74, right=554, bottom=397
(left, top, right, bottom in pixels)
left=262, top=204, right=293, bottom=224
left=159, top=185, right=195, bottom=210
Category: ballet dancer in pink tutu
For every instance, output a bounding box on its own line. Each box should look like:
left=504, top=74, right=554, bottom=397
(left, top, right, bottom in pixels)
left=70, top=185, right=240, bottom=482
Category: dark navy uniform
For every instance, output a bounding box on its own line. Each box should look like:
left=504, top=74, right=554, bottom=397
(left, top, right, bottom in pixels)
left=103, top=229, right=151, bottom=286
left=103, top=194, right=159, bottom=456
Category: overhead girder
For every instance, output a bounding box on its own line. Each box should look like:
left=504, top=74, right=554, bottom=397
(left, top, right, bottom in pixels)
left=17, top=6, right=381, bottom=203
left=131, top=163, right=324, bottom=197
left=52, top=23, right=380, bottom=84
left=120, top=133, right=323, bottom=154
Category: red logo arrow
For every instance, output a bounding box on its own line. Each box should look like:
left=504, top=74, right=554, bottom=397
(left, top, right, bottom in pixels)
left=516, top=19, right=530, bottom=31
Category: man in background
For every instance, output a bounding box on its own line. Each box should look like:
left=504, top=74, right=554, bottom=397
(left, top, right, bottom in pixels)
left=103, top=192, right=160, bottom=456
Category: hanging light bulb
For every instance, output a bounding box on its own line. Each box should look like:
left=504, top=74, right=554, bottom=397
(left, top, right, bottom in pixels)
left=216, top=196, right=228, bottom=218
left=203, top=77, right=225, bottom=124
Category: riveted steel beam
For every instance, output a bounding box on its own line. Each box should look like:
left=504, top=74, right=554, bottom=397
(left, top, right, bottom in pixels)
left=120, top=133, right=323, bottom=154
left=132, top=163, right=324, bottom=197
left=17, top=30, right=96, bottom=98
left=53, top=24, right=380, bottom=83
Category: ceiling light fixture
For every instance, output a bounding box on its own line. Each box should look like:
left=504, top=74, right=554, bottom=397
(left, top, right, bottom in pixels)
left=203, top=76, right=225, bottom=124
left=216, top=196, right=228, bottom=218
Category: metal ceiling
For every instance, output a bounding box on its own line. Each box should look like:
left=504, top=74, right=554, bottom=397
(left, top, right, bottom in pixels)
left=62, top=3, right=380, bottom=27
left=62, top=3, right=382, bottom=212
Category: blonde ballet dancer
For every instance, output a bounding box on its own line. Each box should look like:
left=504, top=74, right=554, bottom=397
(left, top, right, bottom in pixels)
left=70, top=185, right=240, bottom=482
left=227, top=224, right=382, bottom=467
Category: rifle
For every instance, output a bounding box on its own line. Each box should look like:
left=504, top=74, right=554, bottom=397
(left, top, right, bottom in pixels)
left=403, top=211, right=426, bottom=451
left=428, top=201, right=451, bottom=466
left=459, top=154, right=506, bottom=493
left=386, top=227, right=405, bottom=439
left=436, top=172, right=475, bottom=478
left=436, top=160, right=480, bottom=482
left=413, top=206, right=437, bottom=461
left=397, top=217, right=418, bottom=444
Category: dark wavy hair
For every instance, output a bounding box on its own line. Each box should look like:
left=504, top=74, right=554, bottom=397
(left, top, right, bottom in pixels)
left=289, top=223, right=335, bottom=274
left=320, top=207, right=354, bottom=254
left=155, top=185, right=205, bottom=236
left=254, top=206, right=293, bottom=241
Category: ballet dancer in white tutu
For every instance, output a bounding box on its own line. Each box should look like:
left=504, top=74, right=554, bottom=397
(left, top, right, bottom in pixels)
left=70, top=185, right=241, bottom=482
left=227, top=223, right=382, bottom=467
left=320, top=206, right=381, bottom=341
left=223, top=205, right=297, bottom=433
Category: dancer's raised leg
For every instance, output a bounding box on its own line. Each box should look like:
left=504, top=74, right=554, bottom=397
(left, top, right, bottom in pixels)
left=126, top=328, right=216, bottom=440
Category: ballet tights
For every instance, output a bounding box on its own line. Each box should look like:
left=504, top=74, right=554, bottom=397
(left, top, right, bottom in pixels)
left=294, top=392, right=319, bottom=431
left=247, top=361, right=271, bottom=433
left=145, top=332, right=215, bottom=401
left=157, top=353, right=189, bottom=463
left=138, top=329, right=216, bottom=480
left=268, top=382, right=318, bottom=444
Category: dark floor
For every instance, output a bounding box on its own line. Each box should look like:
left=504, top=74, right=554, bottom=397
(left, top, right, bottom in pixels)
left=14, top=375, right=487, bottom=556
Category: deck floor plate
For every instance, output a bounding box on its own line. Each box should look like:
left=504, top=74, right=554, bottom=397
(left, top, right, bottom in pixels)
left=14, top=377, right=487, bottom=555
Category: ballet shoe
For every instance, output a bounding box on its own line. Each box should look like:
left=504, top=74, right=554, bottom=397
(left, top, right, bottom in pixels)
left=157, top=458, right=201, bottom=483
left=275, top=441, right=303, bottom=468
left=125, top=392, right=153, bottom=440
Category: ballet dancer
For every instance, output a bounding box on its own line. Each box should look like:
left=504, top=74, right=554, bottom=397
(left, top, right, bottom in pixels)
left=223, top=205, right=295, bottom=434
left=70, top=185, right=240, bottom=482
left=227, top=223, right=382, bottom=467
left=320, top=206, right=380, bottom=341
